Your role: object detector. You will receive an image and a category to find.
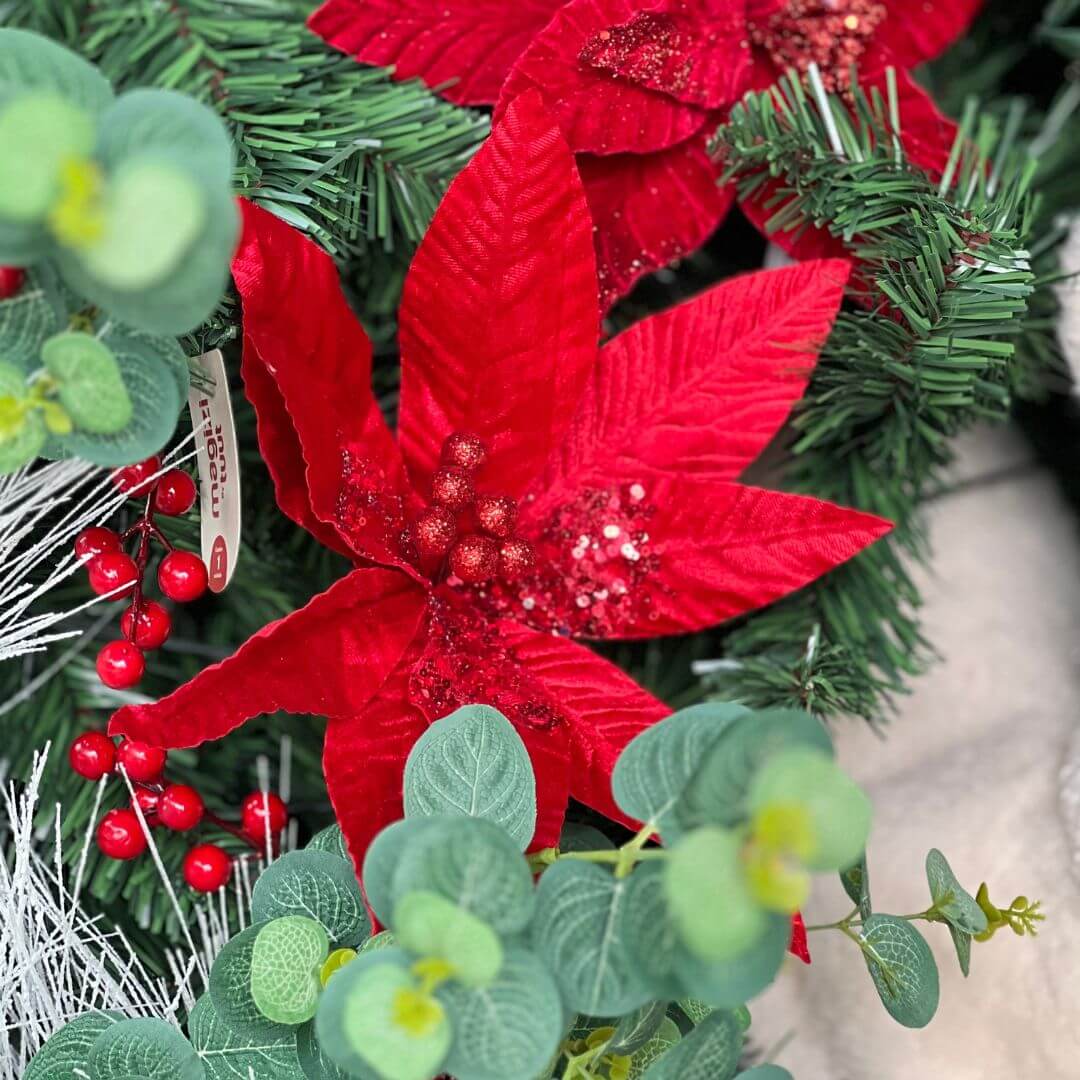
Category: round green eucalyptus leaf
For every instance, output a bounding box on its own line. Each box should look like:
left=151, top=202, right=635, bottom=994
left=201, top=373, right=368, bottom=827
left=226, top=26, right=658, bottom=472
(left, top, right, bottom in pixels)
left=613, top=703, right=748, bottom=841
left=24, top=1011, right=122, bottom=1080
left=607, top=1001, right=669, bottom=1056
left=209, top=919, right=293, bottom=1042
left=41, top=331, right=131, bottom=434
left=296, top=1019, right=353, bottom=1080
left=404, top=704, right=537, bottom=850
left=840, top=856, right=872, bottom=921
left=948, top=923, right=973, bottom=978
left=677, top=709, right=833, bottom=832
left=251, top=850, right=370, bottom=949
left=437, top=945, right=563, bottom=1080
left=0, top=265, right=66, bottom=372
left=639, top=1009, right=742, bottom=1080
left=306, top=823, right=350, bottom=863
left=88, top=1017, right=203, bottom=1080
left=627, top=1017, right=682, bottom=1079
left=187, top=993, right=304, bottom=1080
left=359, top=930, right=396, bottom=954
left=362, top=817, right=439, bottom=927
left=0, top=29, right=114, bottom=113
left=531, top=859, right=652, bottom=1017
left=665, top=827, right=766, bottom=962
left=676, top=999, right=715, bottom=1026
left=250, top=916, right=331, bottom=1026
left=925, top=849, right=987, bottom=936
left=747, top=748, right=871, bottom=873
left=559, top=821, right=616, bottom=852
left=391, top=815, right=535, bottom=937
left=393, top=890, right=503, bottom=987
left=617, top=862, right=684, bottom=1001
left=861, top=914, right=940, bottom=1029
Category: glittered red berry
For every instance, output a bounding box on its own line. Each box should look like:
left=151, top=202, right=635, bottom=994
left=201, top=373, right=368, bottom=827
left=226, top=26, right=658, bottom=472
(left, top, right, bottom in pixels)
left=132, top=787, right=161, bottom=823
left=96, top=808, right=147, bottom=860
left=117, top=738, right=167, bottom=783
left=96, top=640, right=145, bottom=689
left=441, top=431, right=488, bottom=471
left=158, top=784, right=205, bottom=831
left=153, top=469, right=197, bottom=516
left=498, top=537, right=536, bottom=581
left=0, top=266, right=25, bottom=299
left=112, top=456, right=161, bottom=498
left=120, top=601, right=172, bottom=650
left=87, top=552, right=138, bottom=598
left=184, top=843, right=233, bottom=892
left=68, top=731, right=115, bottom=781
left=430, top=466, right=474, bottom=511
left=240, top=791, right=289, bottom=842
left=414, top=506, right=457, bottom=558
left=474, top=494, right=517, bottom=540
left=75, top=526, right=121, bottom=562
left=158, top=550, right=208, bottom=603
left=449, top=533, right=499, bottom=583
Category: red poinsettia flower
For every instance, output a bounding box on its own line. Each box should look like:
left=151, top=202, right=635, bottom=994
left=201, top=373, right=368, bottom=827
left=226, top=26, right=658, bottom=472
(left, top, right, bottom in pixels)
left=310, top=0, right=981, bottom=305
left=110, top=93, right=889, bottom=872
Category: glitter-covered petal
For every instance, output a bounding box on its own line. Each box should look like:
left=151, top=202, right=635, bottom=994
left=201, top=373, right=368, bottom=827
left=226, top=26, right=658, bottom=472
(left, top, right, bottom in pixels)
left=398, top=92, right=599, bottom=499
left=495, top=0, right=711, bottom=155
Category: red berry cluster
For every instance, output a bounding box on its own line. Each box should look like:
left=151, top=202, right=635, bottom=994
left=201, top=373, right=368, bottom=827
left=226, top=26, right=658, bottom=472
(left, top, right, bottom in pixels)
left=69, top=731, right=290, bottom=893
left=404, top=432, right=536, bottom=585
left=76, top=456, right=208, bottom=690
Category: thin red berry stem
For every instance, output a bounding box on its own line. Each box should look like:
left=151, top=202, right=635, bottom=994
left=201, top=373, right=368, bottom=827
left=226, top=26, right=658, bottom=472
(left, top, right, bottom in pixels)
left=204, top=808, right=267, bottom=851
left=119, top=493, right=175, bottom=641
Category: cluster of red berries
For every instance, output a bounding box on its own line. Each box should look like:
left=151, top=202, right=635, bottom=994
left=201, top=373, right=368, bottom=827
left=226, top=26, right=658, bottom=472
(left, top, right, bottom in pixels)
left=403, top=432, right=536, bottom=585
left=69, top=730, right=289, bottom=893
left=76, top=455, right=208, bottom=690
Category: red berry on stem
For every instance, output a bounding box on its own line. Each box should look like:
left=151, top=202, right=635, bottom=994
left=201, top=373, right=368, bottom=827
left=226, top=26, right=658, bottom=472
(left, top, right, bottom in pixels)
left=153, top=470, right=197, bottom=516
left=449, top=533, right=499, bottom=583
left=241, top=791, right=289, bottom=842
left=441, top=431, right=487, bottom=471
left=113, top=456, right=161, bottom=498
left=75, top=526, right=121, bottom=561
left=96, top=640, right=145, bottom=689
left=158, top=550, right=208, bottom=603
left=97, top=808, right=147, bottom=860
left=132, top=787, right=161, bottom=823
left=87, top=552, right=139, bottom=598
left=498, top=537, right=536, bottom=581
left=414, top=506, right=457, bottom=558
left=68, top=731, right=116, bottom=781
left=430, top=466, right=474, bottom=511
left=116, top=738, right=167, bottom=783
left=474, top=494, right=517, bottom=540
left=121, top=601, right=172, bottom=650
left=184, top=843, right=233, bottom=892
left=158, top=784, right=205, bottom=831
left=0, top=266, right=25, bottom=299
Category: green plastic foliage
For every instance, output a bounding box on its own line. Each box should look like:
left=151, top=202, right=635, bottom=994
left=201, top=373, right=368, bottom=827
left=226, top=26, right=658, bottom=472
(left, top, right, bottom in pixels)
left=627, top=1017, right=682, bottom=1079
left=437, top=946, right=564, bottom=1080
left=250, top=916, right=330, bottom=1026
left=41, top=331, right=131, bottom=433
left=0, top=265, right=65, bottom=369
left=391, top=815, right=535, bottom=936
left=840, top=856, right=872, bottom=921
left=403, top=704, right=537, bottom=850
left=639, top=1009, right=743, bottom=1080
left=88, top=1017, right=203, bottom=1080
left=608, top=1001, right=669, bottom=1056
left=296, top=1020, right=354, bottom=1080
left=861, top=914, right=940, bottom=1028
left=559, top=821, right=615, bottom=852
left=925, top=849, right=986, bottom=978
left=394, top=890, right=503, bottom=987
left=209, top=920, right=293, bottom=1041
left=531, top=859, right=650, bottom=1016
left=362, top=817, right=438, bottom=926
left=187, top=994, right=304, bottom=1080
left=307, top=823, right=350, bottom=863
left=736, top=1068, right=793, bottom=1080
left=612, top=703, right=748, bottom=840
left=664, top=827, right=766, bottom=961
left=0, top=360, right=44, bottom=472
left=251, top=850, right=370, bottom=949
left=24, top=1011, right=120, bottom=1080
left=0, top=30, right=113, bottom=113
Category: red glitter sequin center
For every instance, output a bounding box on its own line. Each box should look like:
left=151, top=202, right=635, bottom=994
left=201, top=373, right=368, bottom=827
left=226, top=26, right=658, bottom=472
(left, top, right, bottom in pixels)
left=580, top=13, right=698, bottom=96
left=335, top=449, right=410, bottom=560
left=749, top=0, right=887, bottom=92
left=408, top=596, right=564, bottom=731
left=467, top=482, right=665, bottom=638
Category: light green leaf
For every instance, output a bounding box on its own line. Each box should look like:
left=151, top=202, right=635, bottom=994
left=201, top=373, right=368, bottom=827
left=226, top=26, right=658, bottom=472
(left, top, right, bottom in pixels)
left=861, top=914, right=940, bottom=1029
left=251, top=916, right=330, bottom=1026
left=613, top=703, right=748, bottom=841
left=531, top=860, right=651, bottom=1016
left=359, top=930, right=396, bottom=954
left=0, top=29, right=114, bottom=114
left=295, top=1020, right=353, bottom=1080
left=0, top=265, right=65, bottom=372
left=42, top=331, right=131, bottom=433
left=24, top=1011, right=121, bottom=1080
left=608, top=1001, right=669, bottom=1056
left=949, top=923, right=973, bottom=978
left=404, top=704, right=537, bottom=850
left=925, top=849, right=987, bottom=935
left=394, top=890, right=503, bottom=987
left=252, top=850, right=370, bottom=950
left=639, top=1010, right=742, bottom=1080
left=0, top=366, right=44, bottom=473
left=437, top=946, right=563, bottom=1080
left=676, top=999, right=715, bottom=1026
left=391, top=815, right=535, bottom=937
left=627, top=1017, right=682, bottom=1079
left=89, top=1017, right=204, bottom=1080
left=840, top=856, right=872, bottom=921
left=306, top=824, right=350, bottom=863
left=736, top=1067, right=793, bottom=1080
left=209, top=920, right=293, bottom=1041
left=362, top=817, right=439, bottom=927
left=618, top=863, right=684, bottom=1002
left=187, top=994, right=303, bottom=1080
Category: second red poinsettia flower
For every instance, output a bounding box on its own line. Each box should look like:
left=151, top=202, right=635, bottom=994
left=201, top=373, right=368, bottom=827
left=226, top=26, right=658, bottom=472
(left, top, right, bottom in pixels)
left=110, top=92, right=889, bottom=870
left=310, top=0, right=982, bottom=304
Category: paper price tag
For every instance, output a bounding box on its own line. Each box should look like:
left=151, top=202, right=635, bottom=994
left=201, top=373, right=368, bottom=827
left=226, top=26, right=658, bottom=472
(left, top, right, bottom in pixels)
left=187, top=349, right=241, bottom=593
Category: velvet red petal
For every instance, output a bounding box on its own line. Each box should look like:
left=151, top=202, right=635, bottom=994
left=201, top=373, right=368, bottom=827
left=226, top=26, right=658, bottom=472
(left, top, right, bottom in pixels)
left=578, top=136, right=734, bottom=309
left=874, top=0, right=982, bottom=69
left=495, top=0, right=709, bottom=155
left=307, top=0, right=564, bottom=106
left=108, top=568, right=427, bottom=749
left=397, top=92, right=599, bottom=499
left=233, top=201, right=413, bottom=569
left=532, top=259, right=850, bottom=491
